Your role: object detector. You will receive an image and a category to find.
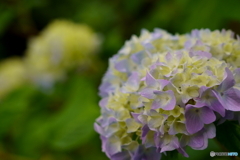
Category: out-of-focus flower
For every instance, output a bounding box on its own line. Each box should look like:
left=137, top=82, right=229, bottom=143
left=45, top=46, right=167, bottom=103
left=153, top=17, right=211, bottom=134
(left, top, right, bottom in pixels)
left=95, top=29, right=240, bottom=159
left=0, top=57, right=26, bottom=99
left=25, top=20, right=101, bottom=87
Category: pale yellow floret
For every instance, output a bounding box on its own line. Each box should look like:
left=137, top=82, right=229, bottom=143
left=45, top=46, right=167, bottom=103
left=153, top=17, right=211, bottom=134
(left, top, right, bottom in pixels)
left=170, top=106, right=184, bottom=117
left=125, top=118, right=141, bottom=133
left=0, top=58, right=26, bottom=99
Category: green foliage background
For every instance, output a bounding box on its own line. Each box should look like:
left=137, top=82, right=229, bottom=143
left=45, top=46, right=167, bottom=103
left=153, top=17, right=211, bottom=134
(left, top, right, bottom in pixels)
left=0, top=0, right=240, bottom=160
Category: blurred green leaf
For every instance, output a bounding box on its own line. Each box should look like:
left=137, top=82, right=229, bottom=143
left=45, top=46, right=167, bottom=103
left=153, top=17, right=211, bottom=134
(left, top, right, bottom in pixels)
left=216, top=0, right=240, bottom=21
left=0, top=85, right=36, bottom=138
left=122, top=0, right=145, bottom=16
left=0, top=6, right=14, bottom=36
left=102, top=28, right=124, bottom=59
left=74, top=1, right=116, bottom=32
left=162, top=150, right=178, bottom=160
left=216, top=121, right=240, bottom=153
left=179, top=0, right=222, bottom=32
left=139, top=1, right=174, bottom=31
left=178, top=139, right=229, bottom=160
left=49, top=75, right=99, bottom=151
left=22, top=0, right=47, bottom=9
left=14, top=115, right=52, bottom=158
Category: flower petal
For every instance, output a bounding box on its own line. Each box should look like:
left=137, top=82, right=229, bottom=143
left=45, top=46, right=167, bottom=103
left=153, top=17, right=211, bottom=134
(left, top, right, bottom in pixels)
left=198, top=87, right=225, bottom=116
left=126, top=118, right=141, bottom=133
left=133, top=145, right=161, bottom=160
left=144, top=147, right=162, bottom=160
left=199, top=106, right=216, bottom=124
left=99, top=97, right=109, bottom=108
left=160, top=136, right=179, bottom=152
left=99, top=81, right=112, bottom=97
left=169, top=121, right=188, bottom=135
left=218, top=68, right=235, bottom=92
left=177, top=147, right=189, bottom=157
left=115, top=59, right=129, bottom=72
left=152, top=90, right=176, bottom=110
left=141, top=124, right=150, bottom=138
left=215, top=88, right=240, bottom=111
left=234, top=68, right=240, bottom=87
left=205, top=124, right=216, bottom=139
left=185, top=108, right=204, bottom=134
left=122, top=72, right=140, bottom=93
left=94, top=123, right=103, bottom=135
left=190, top=50, right=212, bottom=59
left=131, top=112, right=141, bottom=123
left=188, top=133, right=205, bottom=150
left=140, top=88, right=155, bottom=99
left=105, top=136, right=122, bottom=156
left=105, top=117, right=119, bottom=137
left=111, top=151, right=131, bottom=160
left=131, top=51, right=145, bottom=64
left=146, top=71, right=158, bottom=87
left=157, top=79, right=170, bottom=90
left=208, top=97, right=225, bottom=117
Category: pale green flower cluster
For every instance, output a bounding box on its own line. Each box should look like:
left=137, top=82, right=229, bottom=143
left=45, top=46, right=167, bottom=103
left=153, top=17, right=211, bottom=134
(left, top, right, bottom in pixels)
left=0, top=19, right=100, bottom=99
left=25, top=20, right=101, bottom=87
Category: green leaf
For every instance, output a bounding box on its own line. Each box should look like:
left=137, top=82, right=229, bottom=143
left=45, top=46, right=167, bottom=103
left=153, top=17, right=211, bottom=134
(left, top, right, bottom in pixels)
left=179, top=0, right=223, bottom=32
left=215, top=120, right=240, bottom=153
left=178, top=139, right=230, bottom=160
left=14, top=115, right=52, bottom=158
left=49, top=75, right=99, bottom=151
left=0, top=6, right=14, bottom=36
left=0, top=85, right=37, bottom=138
left=74, top=1, right=116, bottom=32
left=216, top=0, right=240, bottom=21
left=161, top=150, right=179, bottom=160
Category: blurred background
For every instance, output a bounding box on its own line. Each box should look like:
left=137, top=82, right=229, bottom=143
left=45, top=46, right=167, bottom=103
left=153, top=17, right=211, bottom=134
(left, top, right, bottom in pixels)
left=0, top=0, right=240, bottom=160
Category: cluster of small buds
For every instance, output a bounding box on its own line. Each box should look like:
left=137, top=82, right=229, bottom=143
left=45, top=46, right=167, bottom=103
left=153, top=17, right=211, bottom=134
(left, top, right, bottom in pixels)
left=25, top=20, right=101, bottom=87
left=0, top=58, right=26, bottom=99
left=95, top=29, right=240, bottom=160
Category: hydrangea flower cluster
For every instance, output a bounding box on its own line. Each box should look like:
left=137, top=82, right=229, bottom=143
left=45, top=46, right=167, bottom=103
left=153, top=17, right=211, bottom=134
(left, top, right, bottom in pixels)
left=95, top=29, right=240, bottom=159
left=0, top=58, right=26, bottom=99
left=25, top=20, right=101, bottom=87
